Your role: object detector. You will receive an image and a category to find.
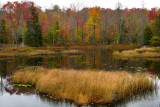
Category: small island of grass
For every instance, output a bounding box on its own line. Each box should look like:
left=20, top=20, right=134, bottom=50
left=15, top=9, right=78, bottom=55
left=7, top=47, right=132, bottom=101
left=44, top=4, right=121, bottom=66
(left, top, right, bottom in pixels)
left=12, top=67, right=156, bottom=105
left=114, top=47, right=160, bottom=59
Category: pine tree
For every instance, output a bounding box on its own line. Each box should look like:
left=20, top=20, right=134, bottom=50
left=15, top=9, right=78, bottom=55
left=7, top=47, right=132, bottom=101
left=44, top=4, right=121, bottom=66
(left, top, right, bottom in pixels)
left=119, top=19, right=128, bottom=44
left=55, top=20, right=61, bottom=43
left=143, top=25, right=153, bottom=45
left=0, top=20, right=8, bottom=44
left=155, top=14, right=160, bottom=37
left=25, top=5, right=43, bottom=47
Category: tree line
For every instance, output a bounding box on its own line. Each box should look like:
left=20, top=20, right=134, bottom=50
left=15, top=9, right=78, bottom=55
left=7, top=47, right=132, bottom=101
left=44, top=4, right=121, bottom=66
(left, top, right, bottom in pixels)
left=0, top=1, right=160, bottom=47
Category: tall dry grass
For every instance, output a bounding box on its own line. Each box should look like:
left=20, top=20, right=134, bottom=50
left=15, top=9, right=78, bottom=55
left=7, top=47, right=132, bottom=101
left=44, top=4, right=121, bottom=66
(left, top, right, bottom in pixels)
left=0, top=44, right=139, bottom=57
left=0, top=46, right=83, bottom=57
left=114, top=47, right=160, bottom=58
left=12, top=67, right=155, bottom=105
left=69, top=44, right=139, bottom=50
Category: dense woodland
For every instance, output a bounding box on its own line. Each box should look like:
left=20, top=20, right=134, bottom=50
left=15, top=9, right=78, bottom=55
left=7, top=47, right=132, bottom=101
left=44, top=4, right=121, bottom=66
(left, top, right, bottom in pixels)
left=0, top=1, right=160, bottom=47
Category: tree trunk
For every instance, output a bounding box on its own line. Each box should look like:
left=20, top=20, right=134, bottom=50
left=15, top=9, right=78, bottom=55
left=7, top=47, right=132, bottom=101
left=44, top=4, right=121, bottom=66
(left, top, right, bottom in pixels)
left=53, top=31, right=54, bottom=44
left=21, top=12, right=24, bottom=47
left=94, top=25, right=96, bottom=41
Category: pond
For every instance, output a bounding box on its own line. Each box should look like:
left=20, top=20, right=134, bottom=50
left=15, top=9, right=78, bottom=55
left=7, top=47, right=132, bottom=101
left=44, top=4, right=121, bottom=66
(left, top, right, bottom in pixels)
left=0, top=49, right=160, bottom=107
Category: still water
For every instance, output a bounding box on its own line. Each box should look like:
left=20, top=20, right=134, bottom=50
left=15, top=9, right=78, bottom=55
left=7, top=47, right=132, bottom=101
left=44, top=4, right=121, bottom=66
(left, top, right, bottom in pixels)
left=0, top=49, right=160, bottom=107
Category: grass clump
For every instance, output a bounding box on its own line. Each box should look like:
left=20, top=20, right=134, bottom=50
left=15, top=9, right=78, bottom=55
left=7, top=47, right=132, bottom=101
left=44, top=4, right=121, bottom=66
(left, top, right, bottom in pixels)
left=69, top=44, right=139, bottom=50
left=12, top=67, right=156, bottom=105
left=0, top=46, right=83, bottom=57
left=114, top=47, right=160, bottom=58
left=0, top=44, right=139, bottom=57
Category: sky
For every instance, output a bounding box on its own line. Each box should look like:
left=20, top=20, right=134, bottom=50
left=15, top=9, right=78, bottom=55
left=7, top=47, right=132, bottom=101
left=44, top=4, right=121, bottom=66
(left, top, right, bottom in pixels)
left=1, top=0, right=160, bottom=10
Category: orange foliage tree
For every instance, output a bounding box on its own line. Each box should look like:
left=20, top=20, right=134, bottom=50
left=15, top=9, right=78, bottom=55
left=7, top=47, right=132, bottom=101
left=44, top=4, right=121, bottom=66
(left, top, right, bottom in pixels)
left=86, top=7, right=102, bottom=43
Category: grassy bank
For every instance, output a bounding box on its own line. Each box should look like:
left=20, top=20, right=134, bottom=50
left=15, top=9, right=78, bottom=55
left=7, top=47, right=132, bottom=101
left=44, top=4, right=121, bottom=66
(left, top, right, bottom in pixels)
left=114, top=47, right=160, bottom=58
left=68, top=44, right=139, bottom=50
left=0, top=47, right=81, bottom=57
left=0, top=44, right=139, bottom=57
left=12, top=67, right=155, bottom=105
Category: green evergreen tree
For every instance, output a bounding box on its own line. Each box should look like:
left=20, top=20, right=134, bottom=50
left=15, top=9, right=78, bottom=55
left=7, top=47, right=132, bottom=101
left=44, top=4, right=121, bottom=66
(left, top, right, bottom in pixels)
left=143, top=25, right=153, bottom=45
left=119, top=19, right=128, bottom=44
left=155, top=14, right=160, bottom=37
left=25, top=5, right=43, bottom=47
left=55, top=20, right=61, bottom=43
left=0, top=20, right=8, bottom=44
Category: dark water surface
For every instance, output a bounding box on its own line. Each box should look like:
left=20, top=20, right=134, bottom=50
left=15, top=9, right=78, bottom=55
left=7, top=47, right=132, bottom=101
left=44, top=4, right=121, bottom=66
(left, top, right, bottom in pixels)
left=0, top=49, right=160, bottom=107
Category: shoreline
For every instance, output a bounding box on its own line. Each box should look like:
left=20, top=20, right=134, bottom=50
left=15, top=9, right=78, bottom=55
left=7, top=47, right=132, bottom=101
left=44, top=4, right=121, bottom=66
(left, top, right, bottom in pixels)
left=113, top=47, right=160, bottom=58
left=0, top=44, right=139, bottom=57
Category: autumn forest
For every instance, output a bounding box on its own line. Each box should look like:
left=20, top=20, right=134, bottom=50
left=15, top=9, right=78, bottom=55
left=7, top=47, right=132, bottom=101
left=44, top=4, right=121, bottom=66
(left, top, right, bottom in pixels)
left=0, top=1, right=160, bottom=47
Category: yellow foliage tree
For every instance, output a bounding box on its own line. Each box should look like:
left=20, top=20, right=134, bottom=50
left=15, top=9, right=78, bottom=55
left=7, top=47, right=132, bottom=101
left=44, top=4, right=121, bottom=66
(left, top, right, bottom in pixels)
left=86, top=7, right=102, bottom=43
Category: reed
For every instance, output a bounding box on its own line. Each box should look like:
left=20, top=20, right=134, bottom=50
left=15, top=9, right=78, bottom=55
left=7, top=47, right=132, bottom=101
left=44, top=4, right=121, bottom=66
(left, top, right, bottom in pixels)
left=69, top=44, right=139, bottom=50
left=12, top=67, right=156, bottom=105
left=0, top=44, right=139, bottom=57
left=114, top=47, right=160, bottom=58
left=0, top=47, right=82, bottom=57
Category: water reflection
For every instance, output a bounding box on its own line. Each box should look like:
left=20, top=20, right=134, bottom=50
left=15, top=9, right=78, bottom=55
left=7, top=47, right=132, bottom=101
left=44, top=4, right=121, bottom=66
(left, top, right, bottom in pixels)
left=0, top=49, right=160, bottom=107
left=0, top=49, right=159, bottom=73
left=0, top=76, right=4, bottom=96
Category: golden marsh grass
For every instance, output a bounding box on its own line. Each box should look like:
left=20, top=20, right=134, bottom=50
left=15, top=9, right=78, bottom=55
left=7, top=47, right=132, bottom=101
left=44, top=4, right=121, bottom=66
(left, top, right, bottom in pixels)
left=114, top=47, right=160, bottom=58
left=0, top=44, right=139, bottom=58
left=0, top=44, right=139, bottom=57
left=0, top=47, right=82, bottom=57
left=12, top=67, right=156, bottom=105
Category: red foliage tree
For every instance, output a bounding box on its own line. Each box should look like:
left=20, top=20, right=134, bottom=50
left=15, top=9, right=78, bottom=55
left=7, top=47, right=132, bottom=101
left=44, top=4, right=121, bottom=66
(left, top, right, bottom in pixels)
left=148, top=8, right=157, bottom=21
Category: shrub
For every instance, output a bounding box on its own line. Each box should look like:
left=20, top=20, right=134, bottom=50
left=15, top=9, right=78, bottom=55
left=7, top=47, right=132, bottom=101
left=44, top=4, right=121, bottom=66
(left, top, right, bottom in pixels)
left=150, top=36, right=160, bottom=46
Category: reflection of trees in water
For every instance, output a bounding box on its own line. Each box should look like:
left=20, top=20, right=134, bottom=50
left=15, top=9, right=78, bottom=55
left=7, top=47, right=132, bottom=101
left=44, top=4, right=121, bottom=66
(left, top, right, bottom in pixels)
left=140, top=61, right=160, bottom=75
left=90, top=88, right=158, bottom=107
left=0, top=76, right=35, bottom=96
left=0, top=61, right=3, bottom=95
left=0, top=61, right=7, bottom=77
left=38, top=94, right=74, bottom=107
left=0, top=49, right=160, bottom=75
left=0, top=76, right=14, bottom=96
left=152, top=62, right=160, bottom=73
left=0, top=76, right=4, bottom=96
left=47, top=56, right=61, bottom=68
left=144, top=61, right=160, bottom=78
left=3, top=83, right=74, bottom=107
left=0, top=60, right=7, bottom=96
left=25, top=57, right=43, bottom=66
